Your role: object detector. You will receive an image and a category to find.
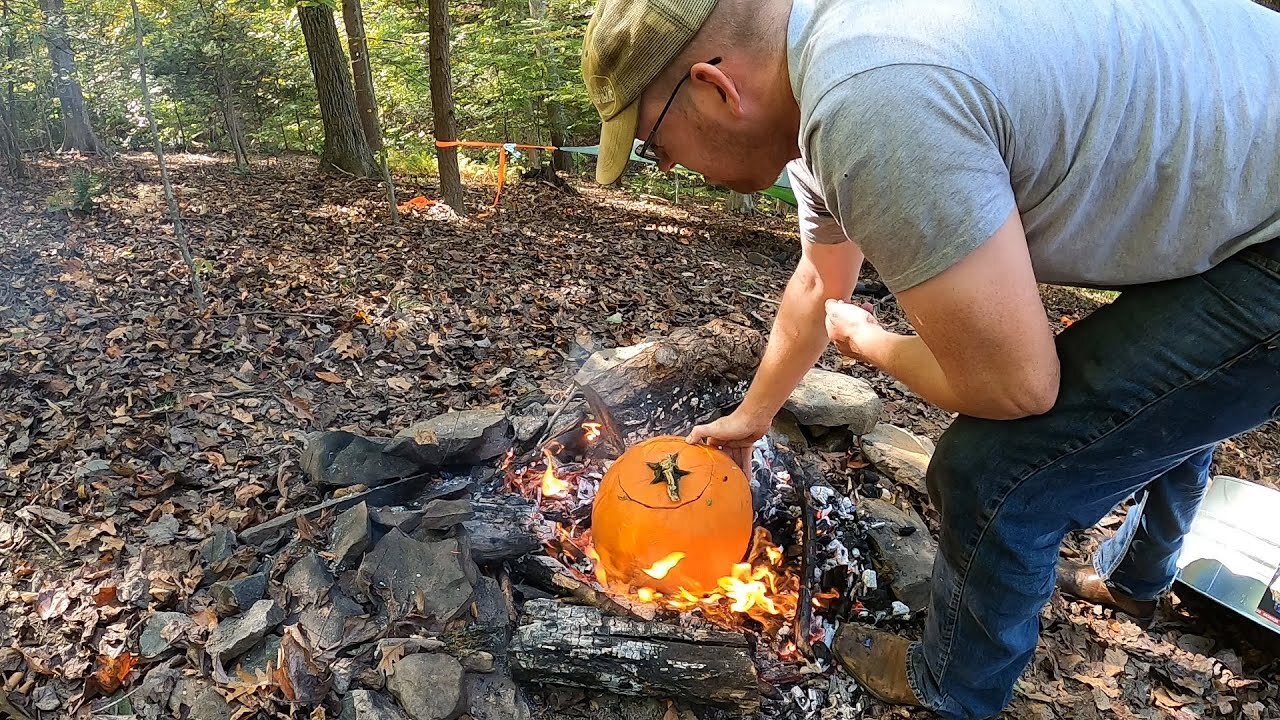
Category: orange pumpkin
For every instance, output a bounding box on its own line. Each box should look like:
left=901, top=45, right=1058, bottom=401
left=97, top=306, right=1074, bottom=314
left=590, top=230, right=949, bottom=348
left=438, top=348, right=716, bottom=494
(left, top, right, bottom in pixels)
left=590, top=435, right=753, bottom=595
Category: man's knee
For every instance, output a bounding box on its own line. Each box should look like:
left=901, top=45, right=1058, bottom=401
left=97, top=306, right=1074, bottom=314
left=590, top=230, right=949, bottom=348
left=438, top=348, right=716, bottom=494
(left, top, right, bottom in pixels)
left=925, top=416, right=1007, bottom=519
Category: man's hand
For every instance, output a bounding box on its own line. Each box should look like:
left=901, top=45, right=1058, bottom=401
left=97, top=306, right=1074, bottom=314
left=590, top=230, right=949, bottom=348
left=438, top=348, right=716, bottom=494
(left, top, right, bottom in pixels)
left=687, top=410, right=772, bottom=472
left=824, top=299, right=880, bottom=361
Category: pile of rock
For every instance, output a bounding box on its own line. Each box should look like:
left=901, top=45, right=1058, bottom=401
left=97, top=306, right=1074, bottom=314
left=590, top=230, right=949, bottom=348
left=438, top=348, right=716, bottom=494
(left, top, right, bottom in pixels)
left=134, top=485, right=529, bottom=720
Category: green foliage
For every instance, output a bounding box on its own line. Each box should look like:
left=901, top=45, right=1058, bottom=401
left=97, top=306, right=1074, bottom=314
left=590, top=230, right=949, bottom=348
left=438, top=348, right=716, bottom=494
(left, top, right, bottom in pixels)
left=4, top=0, right=613, bottom=183
left=47, top=168, right=109, bottom=213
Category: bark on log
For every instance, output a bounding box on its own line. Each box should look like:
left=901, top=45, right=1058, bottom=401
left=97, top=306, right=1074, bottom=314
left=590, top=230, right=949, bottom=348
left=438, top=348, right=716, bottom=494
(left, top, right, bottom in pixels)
left=574, top=319, right=764, bottom=438
left=510, top=599, right=760, bottom=712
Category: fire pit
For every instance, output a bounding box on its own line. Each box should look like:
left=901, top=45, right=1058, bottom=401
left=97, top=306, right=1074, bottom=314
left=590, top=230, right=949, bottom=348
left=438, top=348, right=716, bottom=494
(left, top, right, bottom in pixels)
left=213, top=319, right=923, bottom=720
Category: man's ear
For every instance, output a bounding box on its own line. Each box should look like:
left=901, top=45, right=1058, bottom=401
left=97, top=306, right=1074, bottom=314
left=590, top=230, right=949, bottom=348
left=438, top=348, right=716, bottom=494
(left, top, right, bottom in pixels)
left=691, top=61, right=742, bottom=115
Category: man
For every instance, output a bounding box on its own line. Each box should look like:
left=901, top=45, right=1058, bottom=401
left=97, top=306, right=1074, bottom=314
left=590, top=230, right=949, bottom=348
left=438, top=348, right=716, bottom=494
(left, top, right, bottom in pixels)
left=580, top=0, right=1280, bottom=717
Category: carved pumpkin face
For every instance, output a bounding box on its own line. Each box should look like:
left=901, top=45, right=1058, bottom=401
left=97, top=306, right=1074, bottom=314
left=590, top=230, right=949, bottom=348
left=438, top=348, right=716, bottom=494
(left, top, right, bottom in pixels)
left=590, top=435, right=753, bottom=594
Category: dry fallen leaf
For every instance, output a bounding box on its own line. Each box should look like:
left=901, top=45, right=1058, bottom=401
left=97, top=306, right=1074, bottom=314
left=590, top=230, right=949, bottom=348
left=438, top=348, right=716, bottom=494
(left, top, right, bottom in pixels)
left=36, top=590, right=70, bottom=620
left=315, top=370, right=344, bottom=384
left=386, top=376, right=413, bottom=392
left=273, top=626, right=328, bottom=704
left=92, top=585, right=118, bottom=606
left=90, top=651, right=136, bottom=694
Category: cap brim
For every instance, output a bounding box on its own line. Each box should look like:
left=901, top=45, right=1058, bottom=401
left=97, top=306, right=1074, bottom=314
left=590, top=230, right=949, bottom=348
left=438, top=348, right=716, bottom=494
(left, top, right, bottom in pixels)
left=595, top=101, right=640, bottom=184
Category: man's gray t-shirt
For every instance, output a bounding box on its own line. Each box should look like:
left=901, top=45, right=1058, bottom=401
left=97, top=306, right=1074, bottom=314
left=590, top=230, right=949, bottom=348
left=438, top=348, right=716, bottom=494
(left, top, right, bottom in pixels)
left=786, top=0, right=1280, bottom=292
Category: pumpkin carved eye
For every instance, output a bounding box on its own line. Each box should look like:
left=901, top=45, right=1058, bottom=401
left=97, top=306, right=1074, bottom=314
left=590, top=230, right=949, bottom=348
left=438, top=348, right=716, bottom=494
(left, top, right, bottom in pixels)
left=590, top=435, right=753, bottom=595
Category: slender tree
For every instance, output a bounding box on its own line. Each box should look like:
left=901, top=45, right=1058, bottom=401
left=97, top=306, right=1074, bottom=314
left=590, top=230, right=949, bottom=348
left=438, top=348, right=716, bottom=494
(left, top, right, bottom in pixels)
left=341, top=0, right=397, bottom=222
left=37, top=0, right=102, bottom=153
left=297, top=1, right=377, bottom=176
left=426, top=0, right=464, bottom=213
left=129, top=0, right=206, bottom=310
left=527, top=0, right=569, bottom=173
left=1, top=0, right=25, bottom=177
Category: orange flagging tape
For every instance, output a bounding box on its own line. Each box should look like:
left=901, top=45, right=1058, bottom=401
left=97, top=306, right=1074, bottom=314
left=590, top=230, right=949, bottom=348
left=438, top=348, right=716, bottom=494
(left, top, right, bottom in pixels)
left=435, top=140, right=560, bottom=208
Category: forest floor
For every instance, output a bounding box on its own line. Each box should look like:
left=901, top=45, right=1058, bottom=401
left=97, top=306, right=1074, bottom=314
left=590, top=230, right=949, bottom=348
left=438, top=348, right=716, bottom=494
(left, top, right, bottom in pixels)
left=0, top=153, right=1277, bottom=719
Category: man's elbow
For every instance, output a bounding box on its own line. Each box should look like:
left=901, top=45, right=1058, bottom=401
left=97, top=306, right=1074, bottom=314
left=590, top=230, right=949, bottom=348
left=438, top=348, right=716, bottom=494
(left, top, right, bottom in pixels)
left=991, top=370, right=1060, bottom=419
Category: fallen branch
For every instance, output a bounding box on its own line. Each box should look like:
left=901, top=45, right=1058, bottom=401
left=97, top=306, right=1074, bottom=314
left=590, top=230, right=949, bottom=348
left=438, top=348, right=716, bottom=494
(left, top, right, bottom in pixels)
left=738, top=290, right=779, bottom=306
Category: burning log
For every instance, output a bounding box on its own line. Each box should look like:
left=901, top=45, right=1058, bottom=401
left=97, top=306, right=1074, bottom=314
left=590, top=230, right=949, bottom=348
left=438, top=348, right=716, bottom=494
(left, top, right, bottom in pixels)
left=573, top=319, right=764, bottom=438
left=782, top=451, right=820, bottom=660
left=510, top=555, right=639, bottom=619
left=510, top=599, right=761, bottom=713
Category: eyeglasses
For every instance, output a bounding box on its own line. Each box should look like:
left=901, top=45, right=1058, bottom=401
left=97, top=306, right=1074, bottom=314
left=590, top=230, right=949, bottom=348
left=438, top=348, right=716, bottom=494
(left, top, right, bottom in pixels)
left=635, top=57, right=722, bottom=164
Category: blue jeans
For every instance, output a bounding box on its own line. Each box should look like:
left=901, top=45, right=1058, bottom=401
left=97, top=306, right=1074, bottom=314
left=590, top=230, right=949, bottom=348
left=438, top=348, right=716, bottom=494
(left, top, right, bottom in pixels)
left=908, top=238, right=1280, bottom=719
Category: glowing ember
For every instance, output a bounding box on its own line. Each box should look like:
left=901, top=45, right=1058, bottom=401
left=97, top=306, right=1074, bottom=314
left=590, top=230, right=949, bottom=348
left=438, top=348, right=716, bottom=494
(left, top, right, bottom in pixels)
left=582, top=422, right=603, bottom=443
left=641, top=552, right=686, bottom=580
left=540, top=449, right=568, bottom=497
left=636, top=587, right=660, bottom=603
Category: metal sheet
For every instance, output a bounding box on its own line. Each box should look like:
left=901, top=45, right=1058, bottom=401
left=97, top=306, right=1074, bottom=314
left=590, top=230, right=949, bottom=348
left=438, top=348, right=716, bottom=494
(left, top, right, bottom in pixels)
left=1175, top=476, right=1280, bottom=633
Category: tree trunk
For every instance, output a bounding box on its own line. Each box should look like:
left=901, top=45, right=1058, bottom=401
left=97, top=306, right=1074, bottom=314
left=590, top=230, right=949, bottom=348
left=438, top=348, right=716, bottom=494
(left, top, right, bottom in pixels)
left=215, top=68, right=249, bottom=169
left=341, top=0, right=380, bottom=151
left=298, top=3, right=377, bottom=177
left=527, top=0, right=570, bottom=172
left=727, top=191, right=756, bottom=214
left=37, top=0, right=102, bottom=154
left=129, top=0, right=206, bottom=311
left=1, top=0, right=25, bottom=177
left=426, top=0, right=464, bottom=213
left=341, top=0, right=397, bottom=223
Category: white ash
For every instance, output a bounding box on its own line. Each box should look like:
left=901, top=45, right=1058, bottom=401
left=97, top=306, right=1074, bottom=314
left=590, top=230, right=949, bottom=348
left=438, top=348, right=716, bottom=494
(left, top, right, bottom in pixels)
left=861, top=568, right=878, bottom=591
left=891, top=601, right=910, bottom=617
left=809, top=485, right=837, bottom=506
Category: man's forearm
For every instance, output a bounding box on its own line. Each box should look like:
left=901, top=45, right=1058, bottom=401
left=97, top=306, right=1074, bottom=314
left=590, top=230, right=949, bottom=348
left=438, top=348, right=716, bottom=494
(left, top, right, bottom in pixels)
left=854, top=330, right=967, bottom=413
left=855, top=327, right=1048, bottom=420
left=737, top=271, right=837, bottom=422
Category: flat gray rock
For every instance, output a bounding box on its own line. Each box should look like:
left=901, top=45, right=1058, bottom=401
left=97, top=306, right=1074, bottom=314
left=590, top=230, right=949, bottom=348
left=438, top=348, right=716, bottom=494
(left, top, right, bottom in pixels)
left=200, top=525, right=237, bottom=566
left=387, top=653, right=466, bottom=720
left=370, top=507, right=424, bottom=533
left=331, top=502, right=373, bottom=568
left=510, top=403, right=547, bottom=444
left=387, top=410, right=512, bottom=467
left=458, top=649, right=494, bottom=672
left=210, top=572, right=267, bottom=616
left=168, top=677, right=231, bottom=720
left=299, top=590, right=366, bottom=651
left=357, top=529, right=474, bottom=622
left=860, top=423, right=934, bottom=495
left=418, top=499, right=473, bottom=531
left=140, top=612, right=193, bottom=659
left=283, top=552, right=334, bottom=606
left=301, top=431, right=422, bottom=488
left=204, top=599, right=284, bottom=663
left=342, top=689, right=411, bottom=720
left=234, top=633, right=282, bottom=677
left=464, top=671, right=531, bottom=720
left=783, top=369, right=882, bottom=434
left=862, top=498, right=937, bottom=609
left=766, top=409, right=808, bottom=453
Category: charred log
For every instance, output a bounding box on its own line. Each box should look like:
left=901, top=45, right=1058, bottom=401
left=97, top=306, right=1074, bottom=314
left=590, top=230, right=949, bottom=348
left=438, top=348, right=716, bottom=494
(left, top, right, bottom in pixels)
left=573, top=319, right=764, bottom=438
left=510, top=599, right=760, bottom=713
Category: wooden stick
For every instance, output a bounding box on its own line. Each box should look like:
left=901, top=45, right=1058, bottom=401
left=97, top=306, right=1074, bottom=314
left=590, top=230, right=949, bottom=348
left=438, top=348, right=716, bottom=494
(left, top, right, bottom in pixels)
left=783, top=450, right=817, bottom=660
left=738, top=290, right=780, bottom=306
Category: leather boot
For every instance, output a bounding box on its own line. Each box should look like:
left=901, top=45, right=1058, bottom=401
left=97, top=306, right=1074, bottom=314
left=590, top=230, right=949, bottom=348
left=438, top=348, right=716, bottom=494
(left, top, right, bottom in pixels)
left=833, top=624, right=924, bottom=708
left=1056, top=559, right=1156, bottom=622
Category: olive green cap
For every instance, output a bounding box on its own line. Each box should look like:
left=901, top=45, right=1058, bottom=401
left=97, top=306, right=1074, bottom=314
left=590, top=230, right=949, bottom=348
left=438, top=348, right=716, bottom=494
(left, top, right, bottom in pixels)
left=581, top=0, right=719, bottom=183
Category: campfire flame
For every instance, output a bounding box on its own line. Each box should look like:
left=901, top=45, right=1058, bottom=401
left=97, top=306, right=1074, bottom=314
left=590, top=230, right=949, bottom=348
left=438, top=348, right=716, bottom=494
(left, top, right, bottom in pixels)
left=540, top=449, right=568, bottom=498
left=641, top=552, right=685, bottom=580
left=582, top=422, right=603, bottom=443
left=720, top=563, right=780, bottom=615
